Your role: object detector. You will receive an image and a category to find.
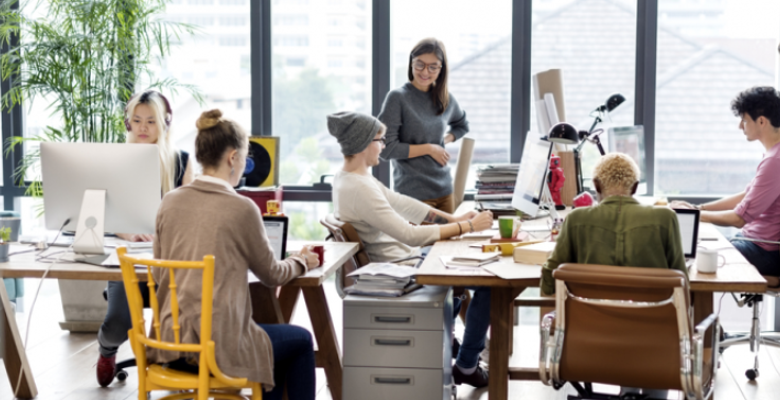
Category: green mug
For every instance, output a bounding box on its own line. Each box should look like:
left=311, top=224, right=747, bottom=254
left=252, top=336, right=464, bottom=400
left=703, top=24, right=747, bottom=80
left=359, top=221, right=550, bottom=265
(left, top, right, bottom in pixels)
left=498, top=216, right=520, bottom=239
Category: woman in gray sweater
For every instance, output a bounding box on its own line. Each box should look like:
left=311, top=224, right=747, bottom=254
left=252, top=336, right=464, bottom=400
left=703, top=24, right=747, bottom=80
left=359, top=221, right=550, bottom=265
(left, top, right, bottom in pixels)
left=378, top=37, right=470, bottom=214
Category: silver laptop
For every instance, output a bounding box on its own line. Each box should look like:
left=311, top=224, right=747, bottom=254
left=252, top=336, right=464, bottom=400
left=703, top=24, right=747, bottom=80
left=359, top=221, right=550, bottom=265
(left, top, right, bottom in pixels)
left=674, top=208, right=700, bottom=268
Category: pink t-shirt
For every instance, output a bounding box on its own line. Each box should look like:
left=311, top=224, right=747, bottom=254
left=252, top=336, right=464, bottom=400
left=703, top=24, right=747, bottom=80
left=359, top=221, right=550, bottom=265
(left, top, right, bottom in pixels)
left=735, top=142, right=780, bottom=251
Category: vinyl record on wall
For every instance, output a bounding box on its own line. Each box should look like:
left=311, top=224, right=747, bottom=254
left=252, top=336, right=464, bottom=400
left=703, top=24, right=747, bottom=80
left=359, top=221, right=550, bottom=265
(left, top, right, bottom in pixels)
left=244, top=136, right=280, bottom=187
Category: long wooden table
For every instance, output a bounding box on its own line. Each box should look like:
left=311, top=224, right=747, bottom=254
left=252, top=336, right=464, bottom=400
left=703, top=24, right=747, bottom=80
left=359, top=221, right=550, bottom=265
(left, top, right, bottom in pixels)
left=416, top=210, right=767, bottom=399
left=0, top=240, right=358, bottom=400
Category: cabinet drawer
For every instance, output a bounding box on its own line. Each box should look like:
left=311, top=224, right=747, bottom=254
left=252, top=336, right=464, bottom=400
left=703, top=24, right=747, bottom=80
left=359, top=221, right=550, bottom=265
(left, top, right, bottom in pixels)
left=343, top=305, right=446, bottom=331
left=344, top=366, right=451, bottom=400
left=344, top=328, right=449, bottom=369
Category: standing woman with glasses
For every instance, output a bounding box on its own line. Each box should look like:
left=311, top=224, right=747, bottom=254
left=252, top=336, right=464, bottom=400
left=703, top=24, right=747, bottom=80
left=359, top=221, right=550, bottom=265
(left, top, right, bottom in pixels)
left=378, top=37, right=469, bottom=214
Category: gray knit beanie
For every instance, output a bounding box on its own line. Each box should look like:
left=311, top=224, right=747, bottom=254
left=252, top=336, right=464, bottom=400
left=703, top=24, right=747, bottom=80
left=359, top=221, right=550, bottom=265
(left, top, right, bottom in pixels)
left=327, top=111, right=381, bottom=156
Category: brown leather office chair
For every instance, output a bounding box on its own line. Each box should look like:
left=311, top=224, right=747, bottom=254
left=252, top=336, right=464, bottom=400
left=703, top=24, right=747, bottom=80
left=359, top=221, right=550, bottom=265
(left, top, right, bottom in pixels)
left=720, top=275, right=780, bottom=380
left=539, top=264, right=719, bottom=400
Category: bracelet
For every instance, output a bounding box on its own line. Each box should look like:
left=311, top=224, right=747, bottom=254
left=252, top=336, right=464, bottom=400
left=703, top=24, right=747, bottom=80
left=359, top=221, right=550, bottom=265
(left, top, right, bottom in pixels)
left=457, top=222, right=463, bottom=236
left=468, top=220, right=474, bottom=233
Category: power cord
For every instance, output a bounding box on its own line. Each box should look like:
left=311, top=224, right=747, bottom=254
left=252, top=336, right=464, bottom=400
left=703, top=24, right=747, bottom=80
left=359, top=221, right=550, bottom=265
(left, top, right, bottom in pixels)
left=13, top=217, right=71, bottom=397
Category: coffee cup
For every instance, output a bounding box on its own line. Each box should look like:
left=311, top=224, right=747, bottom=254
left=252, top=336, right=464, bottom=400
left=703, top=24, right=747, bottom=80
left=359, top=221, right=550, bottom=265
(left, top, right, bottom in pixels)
left=696, top=248, right=725, bottom=274
left=498, top=216, right=520, bottom=239
left=311, top=245, right=325, bottom=267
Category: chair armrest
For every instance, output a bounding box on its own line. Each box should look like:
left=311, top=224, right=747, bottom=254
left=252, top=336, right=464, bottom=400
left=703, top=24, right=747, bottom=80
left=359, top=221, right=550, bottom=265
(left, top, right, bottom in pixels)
left=539, top=311, right=556, bottom=386
left=692, top=313, right=719, bottom=400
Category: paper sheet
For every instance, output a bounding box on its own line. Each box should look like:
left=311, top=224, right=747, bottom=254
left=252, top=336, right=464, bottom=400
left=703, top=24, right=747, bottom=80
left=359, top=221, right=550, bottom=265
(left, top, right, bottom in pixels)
left=483, top=262, right=542, bottom=280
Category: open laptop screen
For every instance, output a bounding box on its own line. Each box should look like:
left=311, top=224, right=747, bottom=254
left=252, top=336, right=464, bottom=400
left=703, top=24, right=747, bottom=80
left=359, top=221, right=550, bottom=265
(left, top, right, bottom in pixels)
left=674, top=209, right=700, bottom=258
left=263, top=216, right=288, bottom=261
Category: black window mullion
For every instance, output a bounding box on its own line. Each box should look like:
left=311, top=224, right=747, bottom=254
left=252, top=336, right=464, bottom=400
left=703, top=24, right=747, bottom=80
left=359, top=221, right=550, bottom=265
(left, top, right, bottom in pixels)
left=511, top=0, right=533, bottom=163
left=1, top=0, right=24, bottom=211
left=634, top=0, right=658, bottom=196
left=371, top=0, right=391, bottom=186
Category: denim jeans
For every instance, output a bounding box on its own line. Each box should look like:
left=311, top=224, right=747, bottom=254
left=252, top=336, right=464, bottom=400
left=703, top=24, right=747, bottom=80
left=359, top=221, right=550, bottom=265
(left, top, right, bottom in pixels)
left=258, top=324, right=316, bottom=400
left=98, top=280, right=149, bottom=357
left=731, top=232, right=780, bottom=276
left=452, top=287, right=491, bottom=369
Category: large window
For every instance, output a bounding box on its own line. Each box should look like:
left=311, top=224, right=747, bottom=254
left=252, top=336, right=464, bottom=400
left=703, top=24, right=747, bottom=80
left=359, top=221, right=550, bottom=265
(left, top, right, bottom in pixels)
left=654, top=0, right=780, bottom=195
left=271, top=0, right=372, bottom=186
left=159, top=1, right=252, bottom=160
left=531, top=0, right=637, bottom=190
left=389, top=0, right=513, bottom=189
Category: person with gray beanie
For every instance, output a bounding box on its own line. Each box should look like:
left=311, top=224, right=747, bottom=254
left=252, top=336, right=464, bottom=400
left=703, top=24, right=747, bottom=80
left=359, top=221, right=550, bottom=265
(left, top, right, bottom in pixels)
left=328, top=111, right=493, bottom=389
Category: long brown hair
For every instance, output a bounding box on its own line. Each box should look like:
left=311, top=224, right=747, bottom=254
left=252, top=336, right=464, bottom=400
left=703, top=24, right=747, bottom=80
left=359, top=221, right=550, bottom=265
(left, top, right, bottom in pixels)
left=408, top=38, right=449, bottom=115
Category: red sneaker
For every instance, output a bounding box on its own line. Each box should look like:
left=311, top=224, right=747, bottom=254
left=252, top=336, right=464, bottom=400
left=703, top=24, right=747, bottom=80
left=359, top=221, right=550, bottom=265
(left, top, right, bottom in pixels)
left=97, top=354, right=116, bottom=387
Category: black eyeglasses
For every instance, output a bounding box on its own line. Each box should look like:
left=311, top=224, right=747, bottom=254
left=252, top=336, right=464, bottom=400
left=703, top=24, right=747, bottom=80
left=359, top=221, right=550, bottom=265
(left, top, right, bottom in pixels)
left=373, top=136, right=386, bottom=144
left=412, top=61, right=442, bottom=73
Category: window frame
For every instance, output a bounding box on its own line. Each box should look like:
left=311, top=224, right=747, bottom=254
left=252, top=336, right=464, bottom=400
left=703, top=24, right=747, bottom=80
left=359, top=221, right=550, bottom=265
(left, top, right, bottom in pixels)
left=1, top=0, right=734, bottom=213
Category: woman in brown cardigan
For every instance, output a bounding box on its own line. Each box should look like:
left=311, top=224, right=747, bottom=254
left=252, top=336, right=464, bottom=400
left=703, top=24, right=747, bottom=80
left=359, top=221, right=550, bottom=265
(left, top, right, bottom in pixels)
left=149, top=109, right=320, bottom=399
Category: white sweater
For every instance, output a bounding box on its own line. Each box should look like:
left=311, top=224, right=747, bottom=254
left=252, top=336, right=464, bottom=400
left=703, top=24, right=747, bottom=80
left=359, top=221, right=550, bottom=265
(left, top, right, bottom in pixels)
left=333, top=170, right=441, bottom=262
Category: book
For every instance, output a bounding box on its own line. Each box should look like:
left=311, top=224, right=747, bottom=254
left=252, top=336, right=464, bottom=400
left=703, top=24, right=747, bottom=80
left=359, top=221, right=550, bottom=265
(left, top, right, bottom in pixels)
left=513, top=241, right=557, bottom=265
left=440, top=252, right=501, bottom=268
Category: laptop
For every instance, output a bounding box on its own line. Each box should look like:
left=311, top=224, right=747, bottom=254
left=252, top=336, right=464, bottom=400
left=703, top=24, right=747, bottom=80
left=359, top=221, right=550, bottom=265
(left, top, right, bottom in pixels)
left=263, top=216, right=289, bottom=261
left=674, top=208, right=700, bottom=268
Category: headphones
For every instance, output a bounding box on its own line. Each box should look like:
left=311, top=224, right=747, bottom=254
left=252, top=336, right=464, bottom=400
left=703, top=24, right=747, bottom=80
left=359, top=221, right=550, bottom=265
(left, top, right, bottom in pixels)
left=124, top=90, right=173, bottom=132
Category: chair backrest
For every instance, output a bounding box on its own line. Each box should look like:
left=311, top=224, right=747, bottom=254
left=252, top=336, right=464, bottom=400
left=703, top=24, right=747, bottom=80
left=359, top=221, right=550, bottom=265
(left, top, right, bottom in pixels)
left=551, top=263, right=691, bottom=391
left=117, top=247, right=247, bottom=388
left=320, top=213, right=371, bottom=293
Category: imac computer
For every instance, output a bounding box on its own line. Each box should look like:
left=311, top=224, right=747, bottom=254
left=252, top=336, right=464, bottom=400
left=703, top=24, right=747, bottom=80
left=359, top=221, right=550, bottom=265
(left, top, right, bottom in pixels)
left=511, top=133, right=554, bottom=217
left=40, top=143, right=161, bottom=261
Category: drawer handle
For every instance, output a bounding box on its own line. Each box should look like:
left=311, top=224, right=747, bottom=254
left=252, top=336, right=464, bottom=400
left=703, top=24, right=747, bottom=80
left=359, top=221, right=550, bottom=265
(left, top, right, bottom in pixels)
left=373, top=377, right=412, bottom=385
left=374, top=315, right=412, bottom=324
left=374, top=338, right=412, bottom=346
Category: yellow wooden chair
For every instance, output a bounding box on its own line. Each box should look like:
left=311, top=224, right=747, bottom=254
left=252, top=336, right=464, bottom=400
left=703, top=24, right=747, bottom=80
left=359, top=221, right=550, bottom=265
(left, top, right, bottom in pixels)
left=117, top=247, right=262, bottom=400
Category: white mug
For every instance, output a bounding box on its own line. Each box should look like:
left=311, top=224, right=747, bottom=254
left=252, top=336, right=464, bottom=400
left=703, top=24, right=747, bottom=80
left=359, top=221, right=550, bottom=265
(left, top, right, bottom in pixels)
left=696, top=248, right=726, bottom=274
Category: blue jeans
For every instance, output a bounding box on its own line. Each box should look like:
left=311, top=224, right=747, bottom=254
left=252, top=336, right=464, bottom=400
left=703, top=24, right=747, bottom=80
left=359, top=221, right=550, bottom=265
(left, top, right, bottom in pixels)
left=452, top=287, right=491, bottom=369
left=258, top=324, right=316, bottom=400
left=98, top=280, right=149, bottom=357
left=731, top=233, right=780, bottom=276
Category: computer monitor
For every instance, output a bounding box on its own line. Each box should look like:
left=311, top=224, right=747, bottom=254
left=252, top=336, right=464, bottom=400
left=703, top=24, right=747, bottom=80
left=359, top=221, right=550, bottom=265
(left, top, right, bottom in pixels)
left=608, top=125, right=647, bottom=190
left=674, top=208, right=700, bottom=259
left=511, top=133, right=554, bottom=217
left=40, top=143, right=161, bottom=256
left=263, top=216, right=289, bottom=260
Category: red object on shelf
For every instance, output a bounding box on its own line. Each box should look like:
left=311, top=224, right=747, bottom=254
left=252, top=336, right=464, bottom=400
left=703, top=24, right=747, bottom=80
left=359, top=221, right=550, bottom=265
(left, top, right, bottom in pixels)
left=573, top=192, right=594, bottom=208
left=237, top=187, right=283, bottom=215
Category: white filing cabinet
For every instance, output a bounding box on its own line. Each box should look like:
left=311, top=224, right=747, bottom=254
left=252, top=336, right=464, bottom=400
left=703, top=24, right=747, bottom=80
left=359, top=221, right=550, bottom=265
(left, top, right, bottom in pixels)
left=343, top=286, right=453, bottom=400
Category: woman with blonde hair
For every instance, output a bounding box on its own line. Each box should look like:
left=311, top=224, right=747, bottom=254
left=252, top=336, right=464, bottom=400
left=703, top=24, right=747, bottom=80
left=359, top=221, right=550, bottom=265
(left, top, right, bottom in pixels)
left=97, top=89, right=194, bottom=387
left=148, top=109, right=319, bottom=399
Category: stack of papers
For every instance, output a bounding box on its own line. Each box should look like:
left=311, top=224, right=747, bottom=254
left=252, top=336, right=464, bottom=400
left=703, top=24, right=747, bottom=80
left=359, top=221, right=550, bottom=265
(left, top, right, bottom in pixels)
left=440, top=252, right=501, bottom=268
left=344, top=263, right=421, bottom=297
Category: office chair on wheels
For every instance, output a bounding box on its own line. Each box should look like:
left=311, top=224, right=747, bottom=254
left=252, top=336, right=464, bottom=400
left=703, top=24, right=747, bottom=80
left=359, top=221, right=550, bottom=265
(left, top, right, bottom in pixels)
left=719, top=275, right=780, bottom=380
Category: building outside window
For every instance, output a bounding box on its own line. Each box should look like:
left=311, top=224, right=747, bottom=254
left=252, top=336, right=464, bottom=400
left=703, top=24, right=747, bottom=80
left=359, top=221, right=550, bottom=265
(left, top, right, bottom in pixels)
left=654, top=0, right=780, bottom=195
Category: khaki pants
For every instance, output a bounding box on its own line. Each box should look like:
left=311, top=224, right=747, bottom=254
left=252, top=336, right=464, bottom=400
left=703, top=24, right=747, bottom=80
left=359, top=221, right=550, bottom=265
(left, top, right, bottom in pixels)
left=421, top=193, right=455, bottom=214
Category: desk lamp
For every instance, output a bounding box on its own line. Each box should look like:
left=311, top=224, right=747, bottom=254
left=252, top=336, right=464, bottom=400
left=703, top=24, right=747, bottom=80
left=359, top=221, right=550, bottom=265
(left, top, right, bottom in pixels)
left=573, top=93, right=625, bottom=193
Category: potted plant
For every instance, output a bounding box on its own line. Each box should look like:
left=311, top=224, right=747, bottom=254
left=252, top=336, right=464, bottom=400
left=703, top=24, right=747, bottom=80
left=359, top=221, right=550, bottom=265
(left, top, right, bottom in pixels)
left=0, top=0, right=202, bottom=194
left=0, top=227, right=11, bottom=262
left=0, top=0, right=202, bottom=331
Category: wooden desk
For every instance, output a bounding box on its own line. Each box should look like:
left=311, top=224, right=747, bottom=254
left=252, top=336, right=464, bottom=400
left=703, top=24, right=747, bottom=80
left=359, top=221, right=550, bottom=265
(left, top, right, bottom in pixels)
left=0, top=240, right=358, bottom=400
left=416, top=213, right=767, bottom=399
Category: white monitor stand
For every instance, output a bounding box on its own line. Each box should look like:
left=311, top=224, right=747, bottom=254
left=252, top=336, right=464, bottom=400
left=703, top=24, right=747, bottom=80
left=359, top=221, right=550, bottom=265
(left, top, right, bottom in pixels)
left=72, top=189, right=110, bottom=265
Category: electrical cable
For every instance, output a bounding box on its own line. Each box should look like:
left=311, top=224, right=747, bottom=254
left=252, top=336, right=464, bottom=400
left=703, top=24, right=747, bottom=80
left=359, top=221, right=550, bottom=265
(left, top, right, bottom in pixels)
left=12, top=217, right=72, bottom=396
left=13, top=242, right=72, bottom=398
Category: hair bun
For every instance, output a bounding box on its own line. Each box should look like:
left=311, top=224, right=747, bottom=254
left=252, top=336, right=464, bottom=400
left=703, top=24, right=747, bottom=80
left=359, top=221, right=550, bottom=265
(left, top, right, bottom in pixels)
left=196, top=109, right=223, bottom=130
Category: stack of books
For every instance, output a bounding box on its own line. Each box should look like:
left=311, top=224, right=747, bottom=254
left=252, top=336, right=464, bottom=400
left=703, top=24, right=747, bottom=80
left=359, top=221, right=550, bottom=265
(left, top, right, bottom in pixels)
left=475, top=164, right=519, bottom=215
left=344, top=263, right=421, bottom=297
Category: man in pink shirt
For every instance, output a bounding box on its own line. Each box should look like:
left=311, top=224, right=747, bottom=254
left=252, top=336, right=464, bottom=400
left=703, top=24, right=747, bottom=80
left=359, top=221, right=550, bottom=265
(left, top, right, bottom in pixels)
left=674, top=87, right=780, bottom=276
